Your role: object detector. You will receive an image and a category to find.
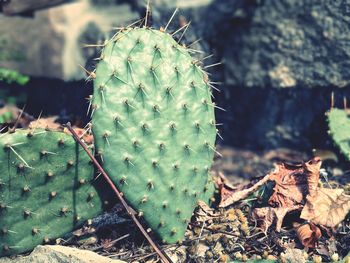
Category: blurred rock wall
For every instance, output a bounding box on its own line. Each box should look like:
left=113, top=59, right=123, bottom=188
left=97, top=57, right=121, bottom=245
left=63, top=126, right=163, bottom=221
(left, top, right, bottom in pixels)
left=2, top=0, right=350, bottom=150
left=139, top=0, right=350, bottom=150
left=0, top=0, right=138, bottom=80
left=196, top=0, right=350, bottom=149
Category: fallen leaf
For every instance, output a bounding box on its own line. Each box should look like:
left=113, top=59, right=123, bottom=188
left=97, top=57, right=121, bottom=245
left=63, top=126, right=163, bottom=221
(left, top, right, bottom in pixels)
left=268, top=158, right=321, bottom=208
left=217, top=173, right=238, bottom=207
left=295, top=222, right=321, bottom=248
left=194, top=200, right=219, bottom=223
left=252, top=206, right=301, bottom=232
left=219, top=173, right=271, bottom=207
left=303, top=157, right=321, bottom=198
left=301, top=187, right=350, bottom=227
left=312, top=149, right=338, bottom=162
left=220, top=158, right=322, bottom=208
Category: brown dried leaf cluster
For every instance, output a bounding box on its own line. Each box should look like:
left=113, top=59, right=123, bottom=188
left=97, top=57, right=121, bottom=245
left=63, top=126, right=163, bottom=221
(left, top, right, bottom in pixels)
left=220, top=157, right=350, bottom=248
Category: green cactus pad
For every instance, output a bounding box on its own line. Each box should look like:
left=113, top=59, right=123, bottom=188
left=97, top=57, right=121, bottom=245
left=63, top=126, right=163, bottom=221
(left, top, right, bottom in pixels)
left=92, top=27, right=217, bottom=243
left=327, top=108, right=350, bottom=160
left=0, top=129, right=112, bottom=256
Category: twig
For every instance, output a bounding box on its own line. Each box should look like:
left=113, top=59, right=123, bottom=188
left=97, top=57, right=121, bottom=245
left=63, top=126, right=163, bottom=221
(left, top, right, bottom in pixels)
left=92, top=234, right=130, bottom=251
left=10, top=104, right=26, bottom=131
left=189, top=222, right=241, bottom=238
left=124, top=233, right=212, bottom=261
left=65, top=123, right=172, bottom=263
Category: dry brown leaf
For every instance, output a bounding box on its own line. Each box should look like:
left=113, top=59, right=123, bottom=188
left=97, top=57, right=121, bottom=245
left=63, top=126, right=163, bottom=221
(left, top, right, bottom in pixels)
left=220, top=158, right=322, bottom=208
left=219, top=174, right=271, bottom=207
left=301, top=187, right=350, bottom=227
left=268, top=158, right=321, bottom=208
left=252, top=206, right=301, bottom=232
left=195, top=200, right=218, bottom=221
left=295, top=222, right=321, bottom=248
left=303, top=157, right=322, bottom=198
left=217, top=173, right=238, bottom=207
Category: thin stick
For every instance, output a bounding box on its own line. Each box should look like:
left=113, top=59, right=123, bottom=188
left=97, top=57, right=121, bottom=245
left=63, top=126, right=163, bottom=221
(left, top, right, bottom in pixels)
left=331, top=92, right=334, bottom=109
left=124, top=234, right=211, bottom=261
left=12, top=104, right=26, bottom=131
left=65, top=123, right=172, bottom=263
left=82, top=44, right=105, bottom=48
left=78, top=65, right=96, bottom=79
left=144, top=0, right=150, bottom=27
left=164, top=8, right=178, bottom=31
left=9, top=146, right=31, bottom=168
left=189, top=222, right=241, bottom=238
left=171, top=22, right=190, bottom=36
left=177, top=21, right=191, bottom=43
left=91, top=233, right=130, bottom=251
left=200, top=54, right=214, bottom=62
left=344, top=97, right=347, bottom=110
left=204, top=62, right=222, bottom=69
left=187, top=38, right=201, bottom=48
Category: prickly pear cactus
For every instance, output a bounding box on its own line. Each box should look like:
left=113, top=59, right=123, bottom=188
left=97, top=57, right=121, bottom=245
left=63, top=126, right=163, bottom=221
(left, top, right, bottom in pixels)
left=0, top=129, right=112, bottom=256
left=327, top=108, right=350, bottom=160
left=91, top=27, right=217, bottom=243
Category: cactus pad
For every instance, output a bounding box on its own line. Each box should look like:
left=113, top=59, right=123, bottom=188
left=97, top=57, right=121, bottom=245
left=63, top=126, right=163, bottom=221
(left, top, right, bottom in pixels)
left=327, top=108, right=350, bottom=160
left=0, top=129, right=112, bottom=256
left=92, top=28, right=217, bottom=243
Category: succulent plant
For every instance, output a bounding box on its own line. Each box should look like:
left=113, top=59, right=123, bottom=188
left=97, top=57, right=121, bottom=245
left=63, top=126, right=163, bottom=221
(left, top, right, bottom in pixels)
left=327, top=108, right=350, bottom=161
left=0, top=67, right=29, bottom=85
left=0, top=129, right=112, bottom=256
left=91, top=27, right=217, bottom=243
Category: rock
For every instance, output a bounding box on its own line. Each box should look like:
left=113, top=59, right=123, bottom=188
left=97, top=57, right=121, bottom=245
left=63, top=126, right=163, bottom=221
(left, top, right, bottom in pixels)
left=0, top=245, right=125, bottom=263
left=156, top=0, right=350, bottom=149
left=204, top=0, right=350, bottom=89
left=0, top=0, right=138, bottom=80
left=1, top=0, right=70, bottom=15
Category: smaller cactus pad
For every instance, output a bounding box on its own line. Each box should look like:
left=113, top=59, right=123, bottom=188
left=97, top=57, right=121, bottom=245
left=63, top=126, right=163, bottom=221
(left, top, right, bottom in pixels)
left=0, top=129, right=113, bottom=256
left=327, top=108, right=350, bottom=160
left=92, top=27, right=217, bottom=243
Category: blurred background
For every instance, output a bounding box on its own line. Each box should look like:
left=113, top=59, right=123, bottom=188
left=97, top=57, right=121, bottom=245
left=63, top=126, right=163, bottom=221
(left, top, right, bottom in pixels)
left=1, top=0, right=350, bottom=175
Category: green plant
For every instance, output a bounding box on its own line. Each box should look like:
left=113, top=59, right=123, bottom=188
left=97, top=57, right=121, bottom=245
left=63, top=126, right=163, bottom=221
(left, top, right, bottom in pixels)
left=91, top=27, right=217, bottom=243
left=0, top=111, right=13, bottom=124
left=327, top=108, right=350, bottom=161
left=0, top=129, right=112, bottom=256
left=0, top=68, right=29, bottom=85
